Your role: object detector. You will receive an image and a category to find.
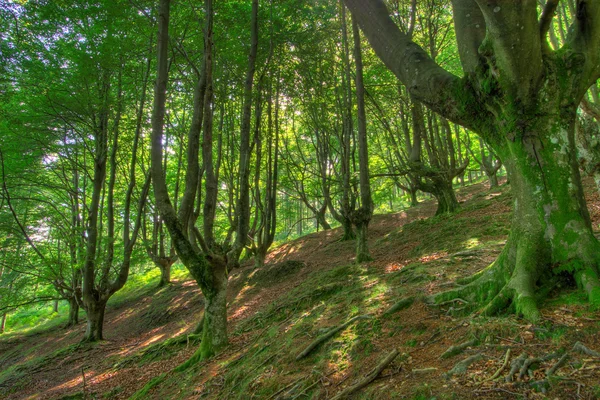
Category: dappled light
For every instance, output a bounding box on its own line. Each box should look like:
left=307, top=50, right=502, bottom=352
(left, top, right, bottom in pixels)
left=3, top=0, right=600, bottom=398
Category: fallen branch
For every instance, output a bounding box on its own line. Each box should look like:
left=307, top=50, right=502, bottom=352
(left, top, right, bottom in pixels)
left=330, top=348, right=400, bottom=400
left=296, top=315, right=372, bottom=360
left=440, top=339, right=477, bottom=359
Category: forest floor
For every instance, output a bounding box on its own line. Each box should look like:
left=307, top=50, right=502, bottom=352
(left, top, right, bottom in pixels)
left=2, top=179, right=600, bottom=399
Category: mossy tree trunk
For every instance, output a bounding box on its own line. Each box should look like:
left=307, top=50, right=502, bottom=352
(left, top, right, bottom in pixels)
left=437, top=111, right=600, bottom=320
left=197, top=264, right=228, bottom=359
left=344, top=0, right=600, bottom=320
left=66, top=297, right=79, bottom=327
left=83, top=299, right=107, bottom=342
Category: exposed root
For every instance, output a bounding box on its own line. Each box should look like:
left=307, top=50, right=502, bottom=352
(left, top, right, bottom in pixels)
left=505, top=352, right=528, bottom=382
left=330, top=348, right=400, bottom=400
left=577, top=267, right=600, bottom=308
left=440, top=339, right=477, bottom=359
left=411, top=367, right=438, bottom=374
left=572, top=341, right=600, bottom=357
left=518, top=356, right=541, bottom=381
left=546, top=352, right=569, bottom=377
left=295, top=315, right=372, bottom=360
left=444, top=353, right=483, bottom=379
left=383, top=296, right=416, bottom=316
left=481, top=348, right=511, bottom=382
left=430, top=245, right=546, bottom=322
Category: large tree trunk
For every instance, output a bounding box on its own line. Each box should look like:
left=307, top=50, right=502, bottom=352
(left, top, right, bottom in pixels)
left=185, top=265, right=228, bottom=364
left=83, top=299, right=107, bottom=342
left=66, top=297, right=79, bottom=328
left=155, top=258, right=175, bottom=288
left=435, top=114, right=600, bottom=321
left=488, top=173, right=499, bottom=188
left=431, top=179, right=459, bottom=215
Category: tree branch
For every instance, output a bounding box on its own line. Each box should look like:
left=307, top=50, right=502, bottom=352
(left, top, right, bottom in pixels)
left=540, top=0, right=560, bottom=52
left=343, top=0, right=476, bottom=130
left=567, top=0, right=600, bottom=96
left=474, top=0, right=543, bottom=102
left=451, top=0, right=486, bottom=74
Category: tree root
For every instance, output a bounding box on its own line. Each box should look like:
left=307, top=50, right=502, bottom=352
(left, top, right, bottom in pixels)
left=572, top=341, right=600, bottom=357
left=440, top=339, right=477, bottom=359
left=505, top=352, right=528, bottom=382
left=330, top=348, right=400, bottom=400
left=481, top=348, right=511, bottom=382
left=518, top=356, right=541, bottom=381
left=295, top=315, right=372, bottom=360
left=546, top=352, right=569, bottom=377
left=383, top=296, right=416, bottom=316
left=444, top=353, right=483, bottom=379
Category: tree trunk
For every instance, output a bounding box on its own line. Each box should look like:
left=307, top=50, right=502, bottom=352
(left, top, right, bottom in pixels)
left=355, top=219, right=372, bottom=263
left=156, top=259, right=173, bottom=288
left=340, top=218, right=355, bottom=241
left=0, top=313, right=6, bottom=334
left=83, top=299, right=107, bottom=342
left=488, top=173, right=499, bottom=188
left=429, top=179, right=459, bottom=215
left=66, top=297, right=79, bottom=328
left=254, top=250, right=266, bottom=269
left=435, top=115, right=600, bottom=321
left=189, top=266, right=228, bottom=362
left=53, top=299, right=59, bottom=313
left=408, top=186, right=419, bottom=207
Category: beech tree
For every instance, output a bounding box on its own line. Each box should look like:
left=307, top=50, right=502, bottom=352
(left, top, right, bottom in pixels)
left=151, top=0, right=259, bottom=361
left=345, top=0, right=600, bottom=320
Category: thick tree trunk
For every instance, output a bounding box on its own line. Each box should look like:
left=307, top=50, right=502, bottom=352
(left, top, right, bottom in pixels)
left=434, top=115, right=600, bottom=321
left=156, top=259, right=174, bottom=288
left=53, top=300, right=59, bottom=313
left=83, top=299, right=107, bottom=342
left=428, top=179, right=459, bottom=215
left=66, top=297, right=79, bottom=328
left=488, top=173, right=499, bottom=188
left=355, top=219, right=372, bottom=263
left=186, top=266, right=228, bottom=363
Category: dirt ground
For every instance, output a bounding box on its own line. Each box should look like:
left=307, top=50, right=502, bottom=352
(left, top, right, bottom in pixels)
left=2, top=178, right=600, bottom=399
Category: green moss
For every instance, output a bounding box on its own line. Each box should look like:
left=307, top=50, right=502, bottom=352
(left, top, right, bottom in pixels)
left=129, top=373, right=167, bottom=400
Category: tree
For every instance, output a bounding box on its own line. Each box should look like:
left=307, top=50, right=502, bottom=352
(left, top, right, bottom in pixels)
left=150, top=0, right=260, bottom=362
left=345, top=0, right=600, bottom=320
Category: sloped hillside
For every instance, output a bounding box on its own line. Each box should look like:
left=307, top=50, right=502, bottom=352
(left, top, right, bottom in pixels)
left=1, top=180, right=600, bottom=399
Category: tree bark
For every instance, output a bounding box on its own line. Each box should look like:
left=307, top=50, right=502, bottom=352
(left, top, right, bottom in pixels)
left=436, top=113, right=600, bottom=321
left=0, top=313, right=6, bottom=334
left=83, top=299, right=107, bottom=342
left=351, top=14, right=373, bottom=263
left=66, top=297, right=79, bottom=327
left=344, top=0, right=600, bottom=320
